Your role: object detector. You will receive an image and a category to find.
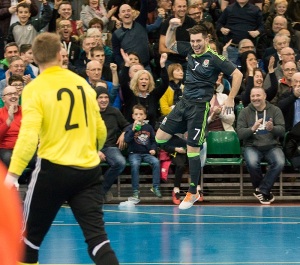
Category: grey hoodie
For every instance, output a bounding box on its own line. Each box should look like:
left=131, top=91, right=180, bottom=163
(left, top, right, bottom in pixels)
left=236, top=101, right=285, bottom=149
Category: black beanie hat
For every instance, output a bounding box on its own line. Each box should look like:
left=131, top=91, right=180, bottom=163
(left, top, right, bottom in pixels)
left=94, top=86, right=109, bottom=99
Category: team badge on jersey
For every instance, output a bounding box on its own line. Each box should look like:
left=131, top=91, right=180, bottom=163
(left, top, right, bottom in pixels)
left=202, top=59, right=209, bottom=67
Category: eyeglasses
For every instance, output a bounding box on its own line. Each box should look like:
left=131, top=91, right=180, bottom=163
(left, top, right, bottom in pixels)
left=60, top=25, right=72, bottom=28
left=2, top=92, right=18, bottom=97
left=283, top=68, right=297, bottom=72
left=11, top=64, right=25, bottom=68
left=12, top=83, right=24, bottom=88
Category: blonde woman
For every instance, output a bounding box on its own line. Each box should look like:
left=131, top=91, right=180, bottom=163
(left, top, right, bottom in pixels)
left=119, top=52, right=168, bottom=127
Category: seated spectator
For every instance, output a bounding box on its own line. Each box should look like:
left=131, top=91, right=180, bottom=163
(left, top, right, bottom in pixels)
left=263, top=46, right=300, bottom=89
left=0, top=56, right=31, bottom=96
left=264, top=0, right=293, bottom=39
left=235, top=50, right=261, bottom=103
left=159, top=0, right=196, bottom=72
left=0, top=75, right=23, bottom=108
left=187, top=3, right=213, bottom=24
left=80, top=0, right=118, bottom=31
left=86, top=28, right=112, bottom=65
left=90, top=46, right=112, bottom=81
left=119, top=51, right=168, bottom=127
left=208, top=73, right=235, bottom=131
left=159, top=63, right=184, bottom=116
left=74, top=35, right=96, bottom=77
left=257, top=15, right=291, bottom=59
left=0, top=43, right=19, bottom=79
left=284, top=121, right=300, bottom=170
left=124, top=104, right=162, bottom=202
left=0, top=85, right=35, bottom=170
left=95, top=86, right=129, bottom=202
left=57, top=19, right=81, bottom=65
left=60, top=47, right=77, bottom=73
left=216, top=0, right=264, bottom=64
left=86, top=60, right=121, bottom=109
left=88, top=17, right=104, bottom=31
left=278, top=72, right=300, bottom=131
left=6, top=1, right=52, bottom=46
left=236, top=87, right=285, bottom=205
left=271, top=61, right=297, bottom=105
left=112, top=1, right=151, bottom=70
left=262, top=33, right=290, bottom=73
left=242, top=60, right=278, bottom=107
left=223, top=39, right=264, bottom=71
left=19, top=44, right=37, bottom=78
left=48, top=0, right=84, bottom=39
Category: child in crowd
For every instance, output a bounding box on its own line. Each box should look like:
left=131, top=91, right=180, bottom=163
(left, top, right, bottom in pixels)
left=7, top=1, right=52, bottom=46
left=124, top=104, right=162, bottom=203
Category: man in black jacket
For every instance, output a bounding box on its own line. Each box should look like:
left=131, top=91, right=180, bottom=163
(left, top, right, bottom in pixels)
left=95, top=86, right=129, bottom=201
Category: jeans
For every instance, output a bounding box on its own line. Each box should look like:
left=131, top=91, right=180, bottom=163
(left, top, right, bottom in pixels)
left=244, top=146, right=285, bottom=195
left=0, top=148, right=13, bottom=167
left=128, top=153, right=160, bottom=191
left=227, top=46, right=239, bottom=64
left=101, top=147, right=126, bottom=193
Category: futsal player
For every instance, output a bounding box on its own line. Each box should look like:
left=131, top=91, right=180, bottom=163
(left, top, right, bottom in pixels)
left=4, top=32, right=119, bottom=265
left=156, top=19, right=243, bottom=209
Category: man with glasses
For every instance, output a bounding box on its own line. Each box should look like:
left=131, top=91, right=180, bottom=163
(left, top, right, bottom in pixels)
left=226, top=38, right=264, bottom=71
left=48, top=0, right=84, bottom=38
left=0, top=56, right=31, bottom=96
left=0, top=86, right=21, bottom=168
left=187, top=3, right=213, bottom=24
left=0, top=85, right=36, bottom=173
left=263, top=46, right=300, bottom=89
left=272, top=61, right=297, bottom=105
left=0, top=75, right=23, bottom=108
left=57, top=19, right=80, bottom=65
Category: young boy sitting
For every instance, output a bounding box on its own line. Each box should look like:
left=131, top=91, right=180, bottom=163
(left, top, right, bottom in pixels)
left=7, top=1, right=52, bottom=46
left=124, top=104, right=162, bottom=202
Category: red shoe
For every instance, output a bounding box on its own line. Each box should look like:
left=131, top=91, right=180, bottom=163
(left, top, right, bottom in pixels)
left=198, top=191, right=204, bottom=202
left=172, top=191, right=181, bottom=205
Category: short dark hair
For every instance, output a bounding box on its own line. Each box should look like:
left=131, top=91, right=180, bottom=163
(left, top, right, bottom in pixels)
left=88, top=17, right=104, bottom=30
left=20, top=44, right=32, bottom=54
left=90, top=45, right=104, bottom=57
left=8, top=75, right=24, bottom=85
left=58, top=1, right=72, bottom=9
left=4, top=42, right=19, bottom=53
left=132, top=104, right=147, bottom=114
left=16, top=2, right=30, bottom=12
left=187, top=24, right=208, bottom=38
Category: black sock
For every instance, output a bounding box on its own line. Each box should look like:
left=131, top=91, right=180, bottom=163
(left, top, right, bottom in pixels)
left=188, top=155, right=201, bottom=194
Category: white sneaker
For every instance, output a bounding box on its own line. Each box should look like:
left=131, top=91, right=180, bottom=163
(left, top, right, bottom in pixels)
left=179, top=192, right=200, bottom=210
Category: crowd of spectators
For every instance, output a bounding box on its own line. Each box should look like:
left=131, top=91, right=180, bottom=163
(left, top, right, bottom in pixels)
left=1, top=0, right=300, bottom=204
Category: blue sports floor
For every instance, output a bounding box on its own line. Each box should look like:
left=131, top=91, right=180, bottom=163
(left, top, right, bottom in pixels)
left=39, top=204, right=300, bottom=265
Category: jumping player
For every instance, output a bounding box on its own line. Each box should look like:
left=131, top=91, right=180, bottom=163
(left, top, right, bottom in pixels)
left=156, top=19, right=243, bottom=209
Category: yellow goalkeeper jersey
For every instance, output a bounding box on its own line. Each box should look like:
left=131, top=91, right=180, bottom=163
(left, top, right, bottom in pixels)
left=9, top=66, right=107, bottom=175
